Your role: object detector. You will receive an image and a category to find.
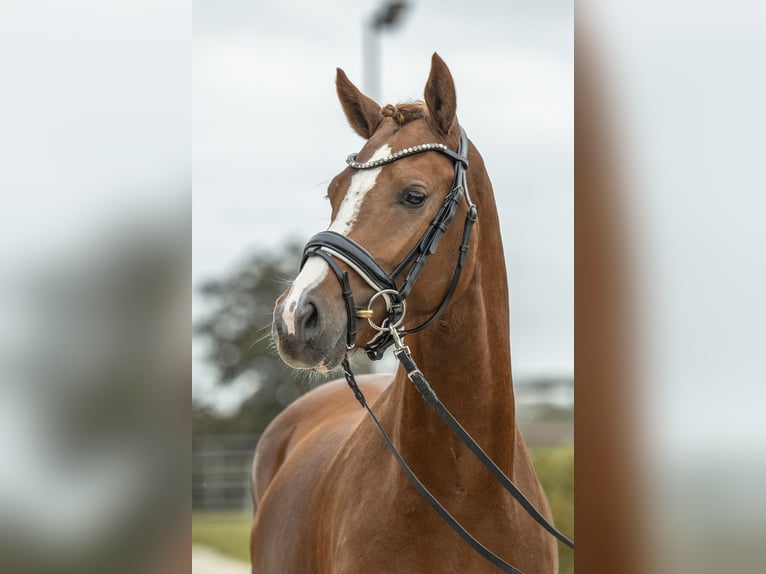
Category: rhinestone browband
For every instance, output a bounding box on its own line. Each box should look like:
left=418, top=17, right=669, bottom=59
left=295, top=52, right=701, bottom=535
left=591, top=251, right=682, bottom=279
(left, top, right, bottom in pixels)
left=346, top=143, right=450, bottom=170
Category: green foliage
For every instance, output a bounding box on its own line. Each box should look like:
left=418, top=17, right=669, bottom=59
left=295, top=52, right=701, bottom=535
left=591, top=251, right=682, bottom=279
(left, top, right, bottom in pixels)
left=530, top=445, right=575, bottom=574
left=195, top=241, right=302, bottom=385
left=193, top=241, right=305, bottom=434
left=193, top=241, right=375, bottom=436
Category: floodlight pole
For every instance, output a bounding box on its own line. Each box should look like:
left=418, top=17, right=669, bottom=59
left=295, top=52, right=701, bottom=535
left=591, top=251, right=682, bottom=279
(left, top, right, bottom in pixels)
left=363, top=1, right=410, bottom=102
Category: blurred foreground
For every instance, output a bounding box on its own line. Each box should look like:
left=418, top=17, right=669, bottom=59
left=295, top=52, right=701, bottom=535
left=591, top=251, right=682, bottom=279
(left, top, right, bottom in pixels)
left=0, top=209, right=189, bottom=574
left=0, top=1, right=189, bottom=572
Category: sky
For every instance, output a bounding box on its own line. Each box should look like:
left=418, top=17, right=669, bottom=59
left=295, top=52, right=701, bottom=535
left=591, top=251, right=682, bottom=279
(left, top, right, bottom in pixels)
left=193, top=0, right=573, bottom=408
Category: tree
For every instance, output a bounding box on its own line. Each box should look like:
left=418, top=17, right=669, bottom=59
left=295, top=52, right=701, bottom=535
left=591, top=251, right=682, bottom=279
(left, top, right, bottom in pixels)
left=193, top=241, right=373, bottom=435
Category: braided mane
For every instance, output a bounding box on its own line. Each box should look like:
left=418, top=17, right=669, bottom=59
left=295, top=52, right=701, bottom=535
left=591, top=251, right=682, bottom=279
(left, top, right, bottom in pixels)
left=381, top=102, right=426, bottom=125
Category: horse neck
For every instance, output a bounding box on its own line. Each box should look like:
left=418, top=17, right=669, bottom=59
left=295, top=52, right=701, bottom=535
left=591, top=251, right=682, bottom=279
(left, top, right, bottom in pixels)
left=384, top=155, right=516, bottom=489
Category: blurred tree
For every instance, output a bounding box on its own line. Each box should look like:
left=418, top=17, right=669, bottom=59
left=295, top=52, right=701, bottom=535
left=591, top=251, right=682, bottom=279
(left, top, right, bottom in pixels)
left=193, top=241, right=374, bottom=435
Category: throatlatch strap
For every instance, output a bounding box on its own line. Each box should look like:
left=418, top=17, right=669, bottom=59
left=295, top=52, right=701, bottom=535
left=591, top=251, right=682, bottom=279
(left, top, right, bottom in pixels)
left=341, top=357, right=525, bottom=574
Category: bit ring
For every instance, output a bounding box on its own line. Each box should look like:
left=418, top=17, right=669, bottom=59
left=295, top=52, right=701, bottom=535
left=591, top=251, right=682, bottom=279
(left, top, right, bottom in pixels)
left=365, top=289, right=406, bottom=332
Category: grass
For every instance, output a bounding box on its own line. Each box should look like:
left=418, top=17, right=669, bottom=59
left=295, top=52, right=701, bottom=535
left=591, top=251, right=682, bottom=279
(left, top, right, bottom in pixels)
left=530, top=444, right=575, bottom=574
left=192, top=512, right=251, bottom=563
left=193, top=445, right=573, bottom=573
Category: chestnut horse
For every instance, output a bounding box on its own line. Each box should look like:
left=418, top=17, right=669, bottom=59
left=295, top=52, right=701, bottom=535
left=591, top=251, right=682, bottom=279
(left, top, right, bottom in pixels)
left=251, top=54, right=562, bottom=573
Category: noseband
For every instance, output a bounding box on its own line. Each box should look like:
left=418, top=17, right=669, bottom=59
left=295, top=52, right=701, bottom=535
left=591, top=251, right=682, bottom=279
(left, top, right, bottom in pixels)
left=301, top=128, right=476, bottom=359
left=299, top=128, right=573, bottom=573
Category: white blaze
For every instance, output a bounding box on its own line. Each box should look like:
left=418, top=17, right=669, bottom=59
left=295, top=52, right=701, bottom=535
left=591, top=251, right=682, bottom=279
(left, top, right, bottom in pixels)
left=328, top=144, right=390, bottom=235
left=280, top=257, right=328, bottom=335
left=280, top=144, right=390, bottom=335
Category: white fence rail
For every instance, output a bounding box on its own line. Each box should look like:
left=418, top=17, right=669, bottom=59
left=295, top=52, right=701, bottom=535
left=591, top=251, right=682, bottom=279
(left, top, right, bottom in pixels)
left=193, top=433, right=260, bottom=512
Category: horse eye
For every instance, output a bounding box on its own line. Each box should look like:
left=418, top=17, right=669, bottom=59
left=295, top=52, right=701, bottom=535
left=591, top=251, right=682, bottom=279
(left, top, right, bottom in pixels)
left=402, top=189, right=427, bottom=207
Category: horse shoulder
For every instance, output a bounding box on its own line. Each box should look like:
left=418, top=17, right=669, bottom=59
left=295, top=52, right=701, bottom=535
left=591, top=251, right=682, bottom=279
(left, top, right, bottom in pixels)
left=251, top=373, right=392, bottom=506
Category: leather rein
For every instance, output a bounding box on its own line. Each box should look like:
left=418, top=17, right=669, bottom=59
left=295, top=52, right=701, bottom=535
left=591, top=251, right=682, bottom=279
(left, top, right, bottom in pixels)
left=300, top=128, right=574, bottom=573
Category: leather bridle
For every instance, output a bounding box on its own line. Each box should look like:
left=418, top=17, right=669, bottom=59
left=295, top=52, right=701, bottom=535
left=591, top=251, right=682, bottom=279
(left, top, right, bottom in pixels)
left=300, top=128, right=574, bottom=573
left=302, top=128, right=476, bottom=360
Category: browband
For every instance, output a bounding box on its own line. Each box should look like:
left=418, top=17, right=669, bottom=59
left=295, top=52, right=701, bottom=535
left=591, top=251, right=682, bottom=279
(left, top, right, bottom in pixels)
left=346, top=142, right=468, bottom=170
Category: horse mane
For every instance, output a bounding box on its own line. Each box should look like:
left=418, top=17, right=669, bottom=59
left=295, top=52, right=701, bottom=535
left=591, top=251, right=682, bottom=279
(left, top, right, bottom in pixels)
left=381, top=102, right=427, bottom=125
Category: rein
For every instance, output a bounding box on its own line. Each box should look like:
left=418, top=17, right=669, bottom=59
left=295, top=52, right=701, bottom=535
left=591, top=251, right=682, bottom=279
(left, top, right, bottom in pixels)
left=300, top=128, right=573, bottom=573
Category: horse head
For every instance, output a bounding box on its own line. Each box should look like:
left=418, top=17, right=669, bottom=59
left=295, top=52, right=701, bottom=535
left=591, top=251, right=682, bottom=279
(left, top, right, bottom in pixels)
left=272, top=53, right=478, bottom=371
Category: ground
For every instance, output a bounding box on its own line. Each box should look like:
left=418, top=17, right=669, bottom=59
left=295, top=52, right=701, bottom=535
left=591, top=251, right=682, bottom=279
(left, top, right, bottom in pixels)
left=192, top=545, right=249, bottom=574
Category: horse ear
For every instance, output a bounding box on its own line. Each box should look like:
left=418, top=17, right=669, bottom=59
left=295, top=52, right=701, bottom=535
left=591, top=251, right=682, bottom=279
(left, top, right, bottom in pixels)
left=424, top=53, right=457, bottom=136
left=336, top=68, right=382, bottom=139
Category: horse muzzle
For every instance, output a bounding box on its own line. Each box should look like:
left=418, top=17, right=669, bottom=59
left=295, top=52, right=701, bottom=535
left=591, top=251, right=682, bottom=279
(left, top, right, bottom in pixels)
left=272, top=265, right=349, bottom=371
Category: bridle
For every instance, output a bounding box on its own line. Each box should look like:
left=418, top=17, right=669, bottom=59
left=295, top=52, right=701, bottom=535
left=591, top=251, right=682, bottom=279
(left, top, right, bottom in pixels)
left=302, top=129, right=476, bottom=360
left=300, top=128, right=574, bottom=573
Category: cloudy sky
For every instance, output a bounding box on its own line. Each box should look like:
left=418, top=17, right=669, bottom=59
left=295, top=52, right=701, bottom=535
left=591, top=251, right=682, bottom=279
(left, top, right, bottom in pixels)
left=193, top=0, right=573, bottom=407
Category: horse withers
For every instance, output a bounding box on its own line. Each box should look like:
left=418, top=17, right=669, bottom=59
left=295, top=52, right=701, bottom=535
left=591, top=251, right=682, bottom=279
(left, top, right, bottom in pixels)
left=251, top=53, right=560, bottom=574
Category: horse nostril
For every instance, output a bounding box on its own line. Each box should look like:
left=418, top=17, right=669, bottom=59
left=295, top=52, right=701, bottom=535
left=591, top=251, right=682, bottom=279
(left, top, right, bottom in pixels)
left=304, top=302, right=317, bottom=329
left=297, top=299, right=321, bottom=340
